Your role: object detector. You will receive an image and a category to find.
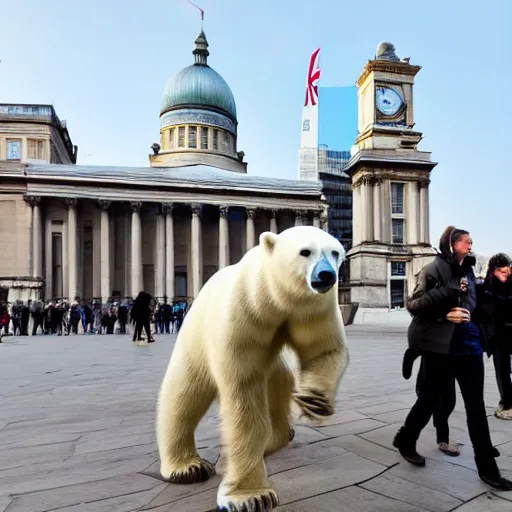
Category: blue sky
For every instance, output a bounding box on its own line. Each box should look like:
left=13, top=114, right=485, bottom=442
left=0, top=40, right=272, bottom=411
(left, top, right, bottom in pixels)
left=0, top=0, right=510, bottom=255
left=318, top=86, right=357, bottom=150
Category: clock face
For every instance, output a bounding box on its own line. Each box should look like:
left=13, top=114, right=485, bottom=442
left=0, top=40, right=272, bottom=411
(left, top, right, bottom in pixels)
left=376, top=87, right=403, bottom=116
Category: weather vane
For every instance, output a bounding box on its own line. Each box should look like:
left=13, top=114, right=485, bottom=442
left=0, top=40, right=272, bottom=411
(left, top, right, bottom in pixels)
left=187, top=0, right=204, bottom=28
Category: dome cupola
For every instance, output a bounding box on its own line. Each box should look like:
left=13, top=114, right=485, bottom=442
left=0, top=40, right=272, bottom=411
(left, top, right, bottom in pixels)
left=152, top=30, right=246, bottom=173
left=160, top=31, right=237, bottom=121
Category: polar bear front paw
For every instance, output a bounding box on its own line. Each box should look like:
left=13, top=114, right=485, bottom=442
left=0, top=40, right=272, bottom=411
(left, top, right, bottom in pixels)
left=217, top=487, right=279, bottom=512
left=292, top=388, right=334, bottom=420
left=160, top=457, right=215, bottom=484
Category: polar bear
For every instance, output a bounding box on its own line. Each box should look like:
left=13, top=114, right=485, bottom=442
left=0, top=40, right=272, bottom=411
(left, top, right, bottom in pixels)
left=156, top=226, right=349, bottom=511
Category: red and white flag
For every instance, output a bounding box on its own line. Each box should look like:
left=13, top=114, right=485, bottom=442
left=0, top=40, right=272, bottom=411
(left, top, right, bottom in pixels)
left=304, top=48, right=321, bottom=107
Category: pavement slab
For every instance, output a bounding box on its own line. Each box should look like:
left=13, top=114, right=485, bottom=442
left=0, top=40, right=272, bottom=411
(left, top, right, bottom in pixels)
left=1, top=325, right=512, bottom=511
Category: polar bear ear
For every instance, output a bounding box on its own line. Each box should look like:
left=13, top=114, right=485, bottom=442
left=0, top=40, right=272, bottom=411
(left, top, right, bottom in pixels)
left=260, top=231, right=278, bottom=252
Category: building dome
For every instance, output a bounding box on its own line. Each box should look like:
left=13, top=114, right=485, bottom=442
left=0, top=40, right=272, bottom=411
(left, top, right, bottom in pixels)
left=161, top=64, right=237, bottom=120
left=151, top=30, right=246, bottom=174
left=160, top=30, right=237, bottom=120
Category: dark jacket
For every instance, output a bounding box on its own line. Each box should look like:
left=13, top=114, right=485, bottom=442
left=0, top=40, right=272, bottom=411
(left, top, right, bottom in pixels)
left=407, top=253, right=473, bottom=354
left=475, top=274, right=512, bottom=356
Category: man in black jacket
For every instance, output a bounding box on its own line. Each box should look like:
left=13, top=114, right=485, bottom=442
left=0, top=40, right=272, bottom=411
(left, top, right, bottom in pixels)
left=393, top=226, right=512, bottom=491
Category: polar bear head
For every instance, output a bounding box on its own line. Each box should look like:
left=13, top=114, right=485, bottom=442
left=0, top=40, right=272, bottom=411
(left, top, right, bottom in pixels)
left=259, top=226, right=346, bottom=298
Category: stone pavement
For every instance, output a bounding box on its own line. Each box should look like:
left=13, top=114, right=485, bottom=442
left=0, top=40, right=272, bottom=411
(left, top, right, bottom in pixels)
left=0, top=325, right=511, bottom=512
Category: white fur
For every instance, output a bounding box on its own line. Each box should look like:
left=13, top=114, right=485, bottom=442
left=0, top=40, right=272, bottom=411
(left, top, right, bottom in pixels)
left=156, top=226, right=349, bottom=511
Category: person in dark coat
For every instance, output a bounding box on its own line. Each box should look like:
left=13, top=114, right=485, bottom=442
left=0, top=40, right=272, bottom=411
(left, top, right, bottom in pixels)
left=131, top=291, right=154, bottom=343
left=393, top=226, right=512, bottom=490
left=477, top=253, right=512, bottom=420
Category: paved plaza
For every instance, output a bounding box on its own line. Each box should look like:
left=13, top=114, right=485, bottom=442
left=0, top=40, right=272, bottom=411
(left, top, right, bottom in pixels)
left=1, top=325, right=512, bottom=511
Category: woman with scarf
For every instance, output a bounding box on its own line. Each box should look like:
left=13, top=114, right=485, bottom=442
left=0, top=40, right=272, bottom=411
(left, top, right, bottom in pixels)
left=393, top=226, right=512, bottom=490
left=478, top=253, right=512, bottom=420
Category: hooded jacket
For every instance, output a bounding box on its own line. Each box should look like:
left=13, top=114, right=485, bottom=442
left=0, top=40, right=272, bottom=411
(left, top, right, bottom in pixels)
left=407, top=225, right=481, bottom=354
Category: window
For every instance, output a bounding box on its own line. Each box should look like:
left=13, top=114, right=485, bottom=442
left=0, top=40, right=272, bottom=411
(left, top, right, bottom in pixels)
left=201, top=127, right=208, bottom=149
left=7, top=140, right=21, bottom=160
left=213, top=130, right=219, bottom=151
left=169, top=128, right=175, bottom=149
left=389, top=261, right=407, bottom=309
left=188, top=126, right=197, bottom=148
left=391, top=261, right=406, bottom=276
left=178, top=127, right=185, bottom=147
left=391, top=182, right=404, bottom=214
left=222, top=131, right=229, bottom=152
left=390, top=182, right=406, bottom=244
left=28, top=139, right=45, bottom=160
left=390, top=280, right=406, bottom=309
left=392, top=218, right=404, bottom=244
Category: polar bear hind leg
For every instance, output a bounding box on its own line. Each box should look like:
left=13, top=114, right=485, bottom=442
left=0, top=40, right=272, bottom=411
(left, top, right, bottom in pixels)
left=215, top=354, right=279, bottom=511
left=265, top=356, right=295, bottom=455
left=157, top=357, right=216, bottom=484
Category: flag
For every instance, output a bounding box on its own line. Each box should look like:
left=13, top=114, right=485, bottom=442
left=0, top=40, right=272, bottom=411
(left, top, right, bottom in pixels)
left=304, top=48, right=321, bottom=107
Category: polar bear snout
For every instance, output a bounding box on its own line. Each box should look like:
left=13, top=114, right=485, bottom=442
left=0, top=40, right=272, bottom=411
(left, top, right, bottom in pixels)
left=310, top=257, right=337, bottom=293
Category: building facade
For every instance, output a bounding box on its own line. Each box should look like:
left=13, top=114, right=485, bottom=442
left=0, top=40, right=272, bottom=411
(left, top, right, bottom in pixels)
left=0, top=104, right=77, bottom=165
left=0, top=31, right=326, bottom=304
left=346, top=42, right=437, bottom=323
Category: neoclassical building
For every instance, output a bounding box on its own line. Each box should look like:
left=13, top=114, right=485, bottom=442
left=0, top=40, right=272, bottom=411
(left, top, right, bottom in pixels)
left=0, top=31, right=326, bottom=303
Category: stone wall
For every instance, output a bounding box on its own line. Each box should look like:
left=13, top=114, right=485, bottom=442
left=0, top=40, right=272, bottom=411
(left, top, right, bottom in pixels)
left=0, top=194, right=31, bottom=278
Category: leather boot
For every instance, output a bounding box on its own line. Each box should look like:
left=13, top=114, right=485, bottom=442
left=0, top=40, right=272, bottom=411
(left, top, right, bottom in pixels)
left=393, top=427, right=425, bottom=466
left=475, top=454, right=512, bottom=490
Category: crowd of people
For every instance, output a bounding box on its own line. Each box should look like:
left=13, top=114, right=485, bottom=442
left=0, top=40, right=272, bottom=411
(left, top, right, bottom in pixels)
left=394, top=225, right=512, bottom=491
left=0, top=295, right=190, bottom=342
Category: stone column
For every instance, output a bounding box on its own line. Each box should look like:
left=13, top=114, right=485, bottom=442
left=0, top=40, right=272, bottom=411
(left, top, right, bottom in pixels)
left=407, top=182, right=420, bottom=245
left=65, top=198, right=78, bottom=301
left=352, top=183, right=361, bottom=246
left=372, top=178, right=382, bottom=242
left=62, top=214, right=68, bottom=299
left=360, top=176, right=374, bottom=242
left=45, top=216, right=52, bottom=299
left=154, top=208, right=166, bottom=301
left=98, top=200, right=111, bottom=303
left=163, top=204, right=175, bottom=301
left=218, top=205, right=229, bottom=269
left=270, top=209, right=278, bottom=234
left=294, top=210, right=303, bottom=227
left=190, top=203, right=203, bottom=298
left=380, top=180, right=391, bottom=244
left=419, top=181, right=430, bottom=245
left=130, top=201, right=143, bottom=297
left=25, top=196, right=43, bottom=278
left=246, top=208, right=256, bottom=251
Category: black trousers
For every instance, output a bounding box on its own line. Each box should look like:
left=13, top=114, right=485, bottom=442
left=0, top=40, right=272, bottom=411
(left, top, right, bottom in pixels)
left=415, top=357, right=456, bottom=444
left=493, top=330, right=512, bottom=409
left=404, top=353, right=494, bottom=461
left=133, top=318, right=151, bottom=341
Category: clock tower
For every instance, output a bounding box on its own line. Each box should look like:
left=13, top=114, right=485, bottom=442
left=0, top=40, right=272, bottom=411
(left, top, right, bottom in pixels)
left=346, top=42, right=437, bottom=322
